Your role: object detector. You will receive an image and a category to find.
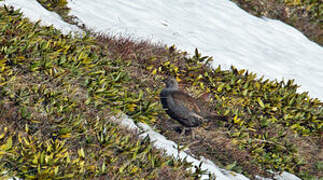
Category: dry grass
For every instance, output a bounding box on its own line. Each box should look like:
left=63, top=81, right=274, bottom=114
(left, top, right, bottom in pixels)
left=230, top=0, right=323, bottom=45
left=92, top=33, right=322, bottom=179
left=1, top=4, right=322, bottom=179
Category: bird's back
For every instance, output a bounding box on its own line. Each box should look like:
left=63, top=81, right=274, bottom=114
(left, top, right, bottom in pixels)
left=160, top=88, right=203, bottom=127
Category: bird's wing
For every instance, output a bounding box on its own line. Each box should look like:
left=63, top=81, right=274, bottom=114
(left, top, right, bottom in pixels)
left=170, top=91, right=201, bottom=114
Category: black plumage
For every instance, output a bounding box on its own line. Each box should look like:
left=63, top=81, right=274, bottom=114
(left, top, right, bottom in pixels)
left=160, top=78, right=225, bottom=128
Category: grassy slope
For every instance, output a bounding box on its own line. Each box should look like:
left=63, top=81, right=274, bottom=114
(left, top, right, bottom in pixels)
left=230, top=0, right=323, bottom=46
left=0, top=6, right=201, bottom=179
left=1, top=1, right=323, bottom=180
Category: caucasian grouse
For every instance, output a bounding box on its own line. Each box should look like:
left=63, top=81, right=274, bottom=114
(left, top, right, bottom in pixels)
left=160, top=78, right=226, bottom=129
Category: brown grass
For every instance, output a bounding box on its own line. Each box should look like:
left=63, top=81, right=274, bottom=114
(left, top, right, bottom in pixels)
left=90, top=33, right=322, bottom=179
left=230, top=0, right=323, bottom=45
left=3, top=4, right=321, bottom=178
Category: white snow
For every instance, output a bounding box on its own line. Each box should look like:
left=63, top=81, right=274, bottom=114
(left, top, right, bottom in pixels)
left=1, top=0, right=317, bottom=179
left=112, top=113, right=300, bottom=180
left=111, top=113, right=250, bottom=180
left=66, top=0, right=323, bottom=100
left=0, top=0, right=82, bottom=35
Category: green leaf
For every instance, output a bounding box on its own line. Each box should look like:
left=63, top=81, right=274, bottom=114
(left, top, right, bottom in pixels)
left=78, top=148, right=85, bottom=158
left=217, top=83, right=225, bottom=92
left=257, top=97, right=265, bottom=109
left=225, top=161, right=237, bottom=170
left=0, top=136, right=12, bottom=151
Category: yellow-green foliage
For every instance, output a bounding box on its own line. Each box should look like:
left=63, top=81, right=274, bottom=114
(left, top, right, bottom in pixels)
left=229, top=0, right=322, bottom=45
left=37, top=0, right=68, bottom=13
left=284, top=0, right=322, bottom=21
left=143, top=46, right=322, bottom=178
left=36, top=0, right=74, bottom=24
left=0, top=3, right=322, bottom=179
left=0, top=6, right=199, bottom=179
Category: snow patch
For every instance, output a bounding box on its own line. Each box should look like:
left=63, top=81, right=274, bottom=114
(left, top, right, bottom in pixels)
left=66, top=0, right=323, bottom=100
left=0, top=0, right=309, bottom=179
left=112, top=114, right=301, bottom=180
left=0, top=0, right=82, bottom=35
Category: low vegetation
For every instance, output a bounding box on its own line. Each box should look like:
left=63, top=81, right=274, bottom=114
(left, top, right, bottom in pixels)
left=36, top=0, right=323, bottom=46
left=230, top=0, right=323, bottom=45
left=36, top=0, right=77, bottom=25
left=0, top=1, right=322, bottom=180
left=0, top=6, right=202, bottom=179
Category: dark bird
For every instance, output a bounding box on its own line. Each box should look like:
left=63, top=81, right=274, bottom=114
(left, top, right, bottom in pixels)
left=160, top=77, right=226, bottom=130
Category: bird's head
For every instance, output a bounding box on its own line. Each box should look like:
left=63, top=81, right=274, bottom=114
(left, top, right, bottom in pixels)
left=163, top=77, right=179, bottom=89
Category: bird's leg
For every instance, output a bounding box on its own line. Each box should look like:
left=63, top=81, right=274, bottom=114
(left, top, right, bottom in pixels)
left=168, top=123, right=183, bottom=134
left=180, top=127, right=186, bottom=137
left=191, top=129, right=195, bottom=139
left=180, top=127, right=195, bottom=137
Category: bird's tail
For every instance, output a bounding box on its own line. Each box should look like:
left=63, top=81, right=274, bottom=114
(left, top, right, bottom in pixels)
left=203, top=112, right=228, bottom=122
